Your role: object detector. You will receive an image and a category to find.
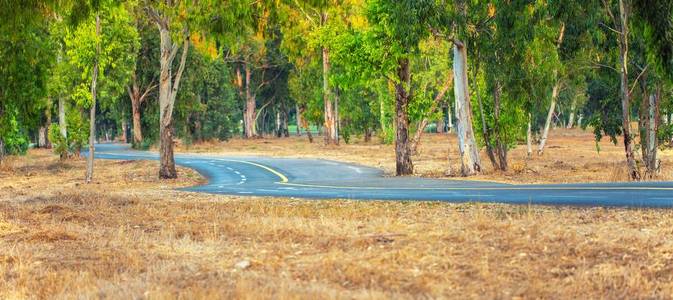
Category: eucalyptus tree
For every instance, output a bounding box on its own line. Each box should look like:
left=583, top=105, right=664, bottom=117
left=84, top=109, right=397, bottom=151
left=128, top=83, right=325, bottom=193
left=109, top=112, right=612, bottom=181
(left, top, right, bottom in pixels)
left=537, top=1, right=597, bottom=155
left=356, top=0, right=437, bottom=175
left=143, top=0, right=249, bottom=178
left=127, top=10, right=160, bottom=147
left=143, top=0, right=191, bottom=178
left=281, top=0, right=347, bottom=145
left=631, top=0, right=673, bottom=178
left=433, top=0, right=483, bottom=176
left=0, top=1, right=54, bottom=162
left=600, top=0, right=641, bottom=180
left=65, top=1, right=138, bottom=182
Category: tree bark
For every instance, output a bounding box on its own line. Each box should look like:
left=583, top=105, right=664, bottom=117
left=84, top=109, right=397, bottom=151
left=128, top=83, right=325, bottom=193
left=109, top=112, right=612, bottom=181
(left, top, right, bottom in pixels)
left=38, top=127, right=47, bottom=148
left=617, top=0, right=641, bottom=181
left=447, top=101, right=453, bottom=132
left=538, top=82, right=559, bottom=155
left=321, top=12, right=337, bottom=145
left=538, top=24, right=565, bottom=155
left=453, top=41, right=482, bottom=176
left=130, top=92, right=143, bottom=145
left=0, top=138, right=4, bottom=165
left=298, top=104, right=313, bottom=143
left=493, top=81, right=508, bottom=170
left=127, top=72, right=155, bottom=146
left=59, top=97, right=67, bottom=139
left=243, top=62, right=256, bottom=138
left=156, top=17, right=189, bottom=179
left=120, top=118, right=128, bottom=143
left=640, top=85, right=660, bottom=179
left=567, top=97, right=577, bottom=128
left=472, top=55, right=497, bottom=170
left=85, top=13, right=100, bottom=183
left=394, top=58, right=413, bottom=176
left=295, top=104, right=302, bottom=136
left=527, top=113, right=533, bottom=158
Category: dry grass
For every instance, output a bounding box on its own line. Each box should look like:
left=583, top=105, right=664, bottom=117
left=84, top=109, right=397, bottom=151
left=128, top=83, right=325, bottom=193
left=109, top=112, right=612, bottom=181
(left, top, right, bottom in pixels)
left=2, top=149, right=673, bottom=299
left=177, top=128, right=673, bottom=184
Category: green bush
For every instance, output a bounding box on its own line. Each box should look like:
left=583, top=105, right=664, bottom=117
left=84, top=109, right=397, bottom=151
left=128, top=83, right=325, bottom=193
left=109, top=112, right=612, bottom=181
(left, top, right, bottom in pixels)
left=1, top=114, right=29, bottom=156
left=48, top=124, right=69, bottom=158
left=47, top=111, right=89, bottom=158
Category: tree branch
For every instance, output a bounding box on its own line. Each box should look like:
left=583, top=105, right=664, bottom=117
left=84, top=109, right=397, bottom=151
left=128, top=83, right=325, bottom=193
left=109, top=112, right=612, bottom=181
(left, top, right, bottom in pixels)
left=629, top=64, right=648, bottom=96
left=168, top=29, right=190, bottom=107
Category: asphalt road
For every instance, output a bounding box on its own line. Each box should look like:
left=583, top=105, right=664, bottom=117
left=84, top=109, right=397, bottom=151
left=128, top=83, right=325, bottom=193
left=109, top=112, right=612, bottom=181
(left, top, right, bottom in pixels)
left=93, top=144, right=673, bottom=208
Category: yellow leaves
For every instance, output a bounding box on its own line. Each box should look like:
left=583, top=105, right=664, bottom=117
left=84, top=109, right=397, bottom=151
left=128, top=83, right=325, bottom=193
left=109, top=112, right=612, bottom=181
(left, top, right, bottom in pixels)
left=349, top=14, right=368, bottom=29
left=191, top=34, right=218, bottom=59
left=488, top=3, right=496, bottom=18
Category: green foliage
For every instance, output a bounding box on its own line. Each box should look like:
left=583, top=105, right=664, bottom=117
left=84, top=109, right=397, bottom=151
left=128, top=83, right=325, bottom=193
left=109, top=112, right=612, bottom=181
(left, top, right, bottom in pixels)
left=48, top=124, right=69, bottom=157
left=48, top=109, right=90, bottom=157
left=1, top=112, right=29, bottom=155
left=65, top=3, right=139, bottom=109
left=0, top=5, right=52, bottom=157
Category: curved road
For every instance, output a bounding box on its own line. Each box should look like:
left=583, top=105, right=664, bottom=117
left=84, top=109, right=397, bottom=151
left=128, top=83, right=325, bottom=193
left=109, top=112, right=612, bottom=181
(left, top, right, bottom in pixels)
left=93, top=144, right=673, bottom=208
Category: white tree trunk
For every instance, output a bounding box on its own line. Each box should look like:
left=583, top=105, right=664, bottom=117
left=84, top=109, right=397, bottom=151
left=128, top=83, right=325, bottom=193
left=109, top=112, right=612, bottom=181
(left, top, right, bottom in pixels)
left=452, top=41, right=482, bottom=176
left=59, top=97, right=67, bottom=139
left=538, top=83, right=559, bottom=155
left=567, top=97, right=577, bottom=128
left=527, top=113, right=532, bottom=157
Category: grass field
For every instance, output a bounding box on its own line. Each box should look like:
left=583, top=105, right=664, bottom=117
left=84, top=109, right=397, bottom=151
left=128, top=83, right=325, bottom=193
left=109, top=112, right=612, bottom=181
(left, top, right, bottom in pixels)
left=2, top=149, right=673, bottom=298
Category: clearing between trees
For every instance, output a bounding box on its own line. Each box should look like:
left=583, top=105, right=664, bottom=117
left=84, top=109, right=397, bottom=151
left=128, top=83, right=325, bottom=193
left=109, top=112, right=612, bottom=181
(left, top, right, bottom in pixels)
left=1, top=149, right=672, bottom=298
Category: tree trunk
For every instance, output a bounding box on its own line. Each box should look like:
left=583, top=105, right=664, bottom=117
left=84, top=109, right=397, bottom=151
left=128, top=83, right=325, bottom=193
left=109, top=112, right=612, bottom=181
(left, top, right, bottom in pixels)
left=334, top=86, right=340, bottom=144
left=379, top=94, right=387, bottom=138
left=283, top=108, right=289, bottom=138
left=538, top=82, right=559, bottom=155
left=538, top=24, right=566, bottom=155
left=527, top=113, right=533, bottom=158
left=447, top=102, right=453, bottom=132
left=298, top=104, right=313, bottom=143
left=567, top=97, right=577, bottom=128
left=85, top=13, right=100, bottom=183
left=321, top=13, right=337, bottom=145
left=641, top=87, right=660, bottom=179
left=295, top=104, right=302, bottom=136
left=617, top=0, right=641, bottom=181
left=59, top=97, right=67, bottom=140
left=453, top=41, right=482, bottom=176
left=120, top=118, right=128, bottom=143
left=493, top=81, right=508, bottom=170
left=131, top=93, right=142, bottom=145
left=0, top=138, right=4, bottom=165
left=394, top=58, right=413, bottom=175
left=38, top=127, right=47, bottom=148
left=243, top=62, right=256, bottom=138
left=156, top=19, right=189, bottom=179
left=127, top=72, right=153, bottom=147
left=472, top=48, right=497, bottom=170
